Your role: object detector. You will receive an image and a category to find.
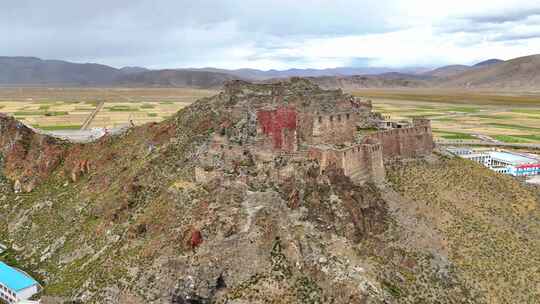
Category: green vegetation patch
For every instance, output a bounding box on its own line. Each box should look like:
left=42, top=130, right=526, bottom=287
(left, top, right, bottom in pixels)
left=140, top=104, right=156, bottom=109
left=473, top=114, right=513, bottom=120
left=147, top=113, right=158, bottom=117
left=106, top=105, right=139, bottom=112
left=493, top=134, right=540, bottom=143
left=74, top=107, right=96, bottom=111
left=35, top=125, right=82, bottom=131
left=13, top=111, right=44, bottom=116
left=510, top=109, right=540, bottom=115
left=159, top=101, right=174, bottom=105
left=431, top=117, right=456, bottom=122
left=13, top=111, right=68, bottom=116
left=416, top=105, right=438, bottom=110
left=434, top=130, right=475, bottom=140
left=404, top=114, right=437, bottom=119
left=44, top=111, right=69, bottom=116
left=487, top=123, right=540, bottom=131
left=447, top=107, right=481, bottom=113
left=38, top=105, right=51, bottom=110
left=354, top=90, right=540, bottom=105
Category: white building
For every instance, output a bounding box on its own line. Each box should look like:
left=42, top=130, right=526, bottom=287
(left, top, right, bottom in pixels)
left=490, top=151, right=540, bottom=176
left=447, top=148, right=540, bottom=177
left=446, top=147, right=473, bottom=156
left=461, top=152, right=492, bottom=167
left=0, top=262, right=41, bottom=304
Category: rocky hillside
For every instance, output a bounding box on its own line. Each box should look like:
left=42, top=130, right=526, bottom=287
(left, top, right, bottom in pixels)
left=0, top=81, right=539, bottom=303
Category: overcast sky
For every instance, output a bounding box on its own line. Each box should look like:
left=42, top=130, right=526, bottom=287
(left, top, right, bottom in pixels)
left=2, top=0, right=540, bottom=69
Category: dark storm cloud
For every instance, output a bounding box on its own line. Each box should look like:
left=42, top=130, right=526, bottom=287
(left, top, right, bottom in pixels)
left=0, top=0, right=397, bottom=68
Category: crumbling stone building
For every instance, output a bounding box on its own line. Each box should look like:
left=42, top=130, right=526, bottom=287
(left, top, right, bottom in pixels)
left=197, top=78, right=434, bottom=184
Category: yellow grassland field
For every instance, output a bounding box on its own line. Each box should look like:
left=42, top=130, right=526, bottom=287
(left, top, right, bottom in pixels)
left=0, top=87, right=216, bottom=130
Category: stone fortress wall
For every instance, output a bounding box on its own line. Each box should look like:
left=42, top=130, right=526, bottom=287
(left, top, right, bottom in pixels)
left=308, top=141, right=385, bottom=184
left=198, top=79, right=434, bottom=184
left=365, top=118, right=433, bottom=159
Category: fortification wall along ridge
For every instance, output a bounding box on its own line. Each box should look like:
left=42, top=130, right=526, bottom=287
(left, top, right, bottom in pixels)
left=199, top=79, right=434, bottom=184
left=365, top=118, right=433, bottom=159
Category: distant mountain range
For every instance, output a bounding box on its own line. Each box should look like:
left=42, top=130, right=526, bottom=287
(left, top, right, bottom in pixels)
left=0, top=57, right=236, bottom=88
left=421, top=59, right=504, bottom=78
left=186, top=66, right=430, bottom=80
left=0, top=55, right=537, bottom=90
left=437, top=55, right=540, bottom=89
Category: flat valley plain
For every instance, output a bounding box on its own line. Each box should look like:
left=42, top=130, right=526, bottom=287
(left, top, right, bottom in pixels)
left=0, top=87, right=215, bottom=130
left=0, top=87, right=539, bottom=144
left=353, top=89, right=540, bottom=144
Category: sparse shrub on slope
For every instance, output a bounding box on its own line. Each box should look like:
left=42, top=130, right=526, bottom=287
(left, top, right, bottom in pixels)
left=386, top=157, right=540, bottom=304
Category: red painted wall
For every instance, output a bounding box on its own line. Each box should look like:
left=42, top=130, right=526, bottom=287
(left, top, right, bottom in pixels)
left=257, top=106, right=298, bottom=151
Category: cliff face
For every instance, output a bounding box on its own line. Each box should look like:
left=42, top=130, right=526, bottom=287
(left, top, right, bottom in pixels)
left=0, top=114, right=67, bottom=192
left=0, top=80, right=538, bottom=304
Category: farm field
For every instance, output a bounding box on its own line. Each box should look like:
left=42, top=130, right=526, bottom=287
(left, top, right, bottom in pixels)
left=0, top=87, right=215, bottom=129
left=1, top=87, right=539, bottom=144
left=352, top=89, right=540, bottom=144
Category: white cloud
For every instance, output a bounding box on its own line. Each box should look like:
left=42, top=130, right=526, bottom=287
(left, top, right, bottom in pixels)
left=1, top=0, right=539, bottom=69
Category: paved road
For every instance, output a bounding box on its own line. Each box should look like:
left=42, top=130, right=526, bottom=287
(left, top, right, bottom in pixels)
left=436, top=140, right=540, bottom=149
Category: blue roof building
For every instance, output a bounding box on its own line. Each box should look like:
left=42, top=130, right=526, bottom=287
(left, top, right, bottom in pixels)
left=0, top=262, right=41, bottom=303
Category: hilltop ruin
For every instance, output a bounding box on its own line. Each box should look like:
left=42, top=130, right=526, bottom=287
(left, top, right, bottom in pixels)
left=1, top=78, right=537, bottom=304
left=196, top=78, right=434, bottom=184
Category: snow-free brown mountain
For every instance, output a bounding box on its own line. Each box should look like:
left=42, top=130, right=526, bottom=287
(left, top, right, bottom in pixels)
left=0, top=57, right=239, bottom=88
left=439, top=54, right=540, bottom=89
left=1, top=55, right=539, bottom=90
left=0, top=56, right=122, bottom=86
left=423, top=65, right=471, bottom=78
